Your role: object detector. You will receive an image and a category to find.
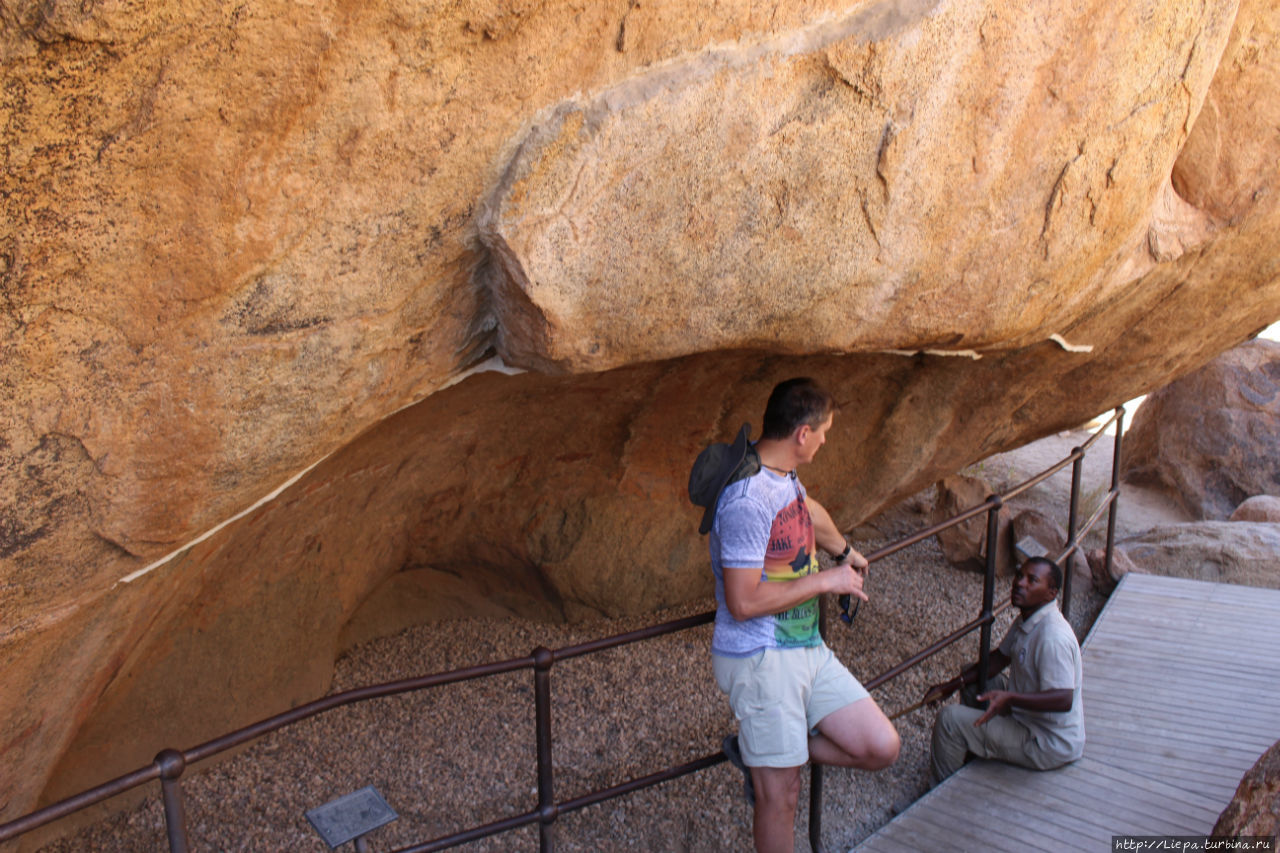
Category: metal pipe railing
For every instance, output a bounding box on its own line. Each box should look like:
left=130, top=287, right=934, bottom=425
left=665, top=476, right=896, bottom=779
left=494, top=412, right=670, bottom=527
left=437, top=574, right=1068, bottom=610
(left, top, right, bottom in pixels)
left=0, top=408, right=1126, bottom=853
left=533, top=647, right=557, bottom=850
left=977, top=497, right=1002, bottom=696
left=1063, top=448, right=1084, bottom=617
left=1104, top=407, right=1126, bottom=587
left=155, top=749, right=190, bottom=853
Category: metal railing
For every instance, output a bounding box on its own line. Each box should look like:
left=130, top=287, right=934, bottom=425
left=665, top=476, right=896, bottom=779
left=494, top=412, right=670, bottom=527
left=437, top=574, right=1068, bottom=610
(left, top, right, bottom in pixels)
left=0, top=408, right=1124, bottom=853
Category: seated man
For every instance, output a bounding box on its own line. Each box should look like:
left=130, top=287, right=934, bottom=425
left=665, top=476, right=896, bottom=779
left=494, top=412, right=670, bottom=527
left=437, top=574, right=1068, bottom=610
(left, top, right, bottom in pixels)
left=922, top=556, right=1084, bottom=784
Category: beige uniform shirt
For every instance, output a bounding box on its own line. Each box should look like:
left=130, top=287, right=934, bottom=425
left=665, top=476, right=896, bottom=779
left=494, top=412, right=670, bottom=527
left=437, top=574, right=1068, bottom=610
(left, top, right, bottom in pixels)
left=997, top=601, right=1085, bottom=763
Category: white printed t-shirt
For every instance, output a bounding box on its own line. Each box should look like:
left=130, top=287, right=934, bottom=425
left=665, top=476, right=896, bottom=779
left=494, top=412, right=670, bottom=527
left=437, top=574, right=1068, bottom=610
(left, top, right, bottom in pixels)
left=710, top=467, right=822, bottom=657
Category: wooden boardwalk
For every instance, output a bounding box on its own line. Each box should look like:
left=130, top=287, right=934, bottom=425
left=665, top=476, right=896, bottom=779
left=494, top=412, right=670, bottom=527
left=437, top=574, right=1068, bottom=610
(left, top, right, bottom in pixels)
left=855, top=573, right=1280, bottom=852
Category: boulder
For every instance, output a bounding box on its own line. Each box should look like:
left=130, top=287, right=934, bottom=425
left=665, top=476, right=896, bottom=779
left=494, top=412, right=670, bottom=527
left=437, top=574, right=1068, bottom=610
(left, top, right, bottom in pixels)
left=931, top=475, right=1012, bottom=576
left=1231, top=495, right=1280, bottom=523
left=1122, top=339, right=1280, bottom=520
left=1009, top=508, right=1087, bottom=583
left=1114, top=522, right=1280, bottom=589
left=480, top=0, right=1229, bottom=372
left=4, top=0, right=1280, bottom=834
left=1084, top=546, right=1142, bottom=595
left=1213, top=739, right=1280, bottom=843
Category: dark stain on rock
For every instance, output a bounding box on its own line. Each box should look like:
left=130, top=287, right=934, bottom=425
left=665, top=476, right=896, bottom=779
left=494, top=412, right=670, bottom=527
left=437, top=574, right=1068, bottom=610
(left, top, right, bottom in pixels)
left=222, top=276, right=330, bottom=336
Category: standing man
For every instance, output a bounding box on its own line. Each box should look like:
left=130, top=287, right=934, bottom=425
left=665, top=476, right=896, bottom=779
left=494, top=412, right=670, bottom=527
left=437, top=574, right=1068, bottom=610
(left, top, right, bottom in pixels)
left=708, top=377, right=900, bottom=853
left=923, top=556, right=1085, bottom=784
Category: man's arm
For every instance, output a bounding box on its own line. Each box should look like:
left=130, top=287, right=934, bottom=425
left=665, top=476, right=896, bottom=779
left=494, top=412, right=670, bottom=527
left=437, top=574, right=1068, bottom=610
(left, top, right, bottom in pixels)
left=974, top=630, right=1078, bottom=723
left=922, top=650, right=1012, bottom=704
left=973, top=687, right=1073, bottom=725
left=722, top=563, right=867, bottom=622
left=807, top=497, right=869, bottom=569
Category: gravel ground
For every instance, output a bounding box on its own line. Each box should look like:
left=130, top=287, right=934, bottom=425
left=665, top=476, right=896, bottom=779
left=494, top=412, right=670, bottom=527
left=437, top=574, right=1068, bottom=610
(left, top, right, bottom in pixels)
left=38, top=527, right=1106, bottom=853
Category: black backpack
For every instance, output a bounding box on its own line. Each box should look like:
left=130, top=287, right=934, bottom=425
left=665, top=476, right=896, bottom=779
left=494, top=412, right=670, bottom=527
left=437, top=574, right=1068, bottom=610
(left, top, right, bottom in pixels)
left=688, top=423, right=760, bottom=535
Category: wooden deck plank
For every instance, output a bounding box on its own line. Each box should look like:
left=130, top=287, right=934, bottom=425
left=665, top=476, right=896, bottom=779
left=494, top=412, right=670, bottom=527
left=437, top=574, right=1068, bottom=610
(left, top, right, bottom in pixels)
left=1080, top=690, right=1280, bottom=732
left=1083, top=634, right=1280, bottom=660
left=1092, top=596, right=1270, bottom=617
left=1080, top=687, right=1280, bottom=727
left=1097, top=592, right=1280, bottom=616
left=1041, top=773, right=1200, bottom=830
left=1080, top=669, right=1280, bottom=707
left=1091, top=609, right=1280, bottom=633
left=957, top=770, right=1112, bottom=836
left=1070, top=757, right=1223, bottom=822
left=854, top=575, right=1280, bottom=852
left=1083, top=719, right=1274, bottom=758
left=1079, top=670, right=1280, bottom=702
left=1083, top=643, right=1280, bottom=674
left=1080, top=712, right=1259, bottom=753
left=989, top=762, right=1216, bottom=834
left=1083, top=739, right=1257, bottom=787
left=1078, top=705, right=1277, bottom=739
left=1081, top=681, right=1280, bottom=706
left=906, top=788, right=1073, bottom=851
left=1087, top=626, right=1280, bottom=657
left=1120, top=574, right=1280, bottom=606
left=1088, top=618, right=1280, bottom=641
left=1110, top=600, right=1280, bottom=620
left=1079, top=695, right=1279, bottom=732
left=1083, top=746, right=1251, bottom=785
left=1085, top=625, right=1280, bottom=654
left=1103, top=578, right=1280, bottom=603
left=959, top=772, right=1123, bottom=843
left=1092, top=582, right=1280, bottom=609
left=854, top=826, right=930, bottom=853
left=886, top=796, right=1027, bottom=852
left=1080, top=679, right=1276, bottom=708
left=881, top=811, right=990, bottom=853
left=865, top=820, right=950, bottom=853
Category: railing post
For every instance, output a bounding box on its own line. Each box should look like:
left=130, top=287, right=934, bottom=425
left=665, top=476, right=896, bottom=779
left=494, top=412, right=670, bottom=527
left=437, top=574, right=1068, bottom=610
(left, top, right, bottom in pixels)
left=809, top=596, right=827, bottom=853
left=808, top=760, right=825, bottom=853
left=155, top=749, right=190, bottom=853
left=977, top=497, right=1002, bottom=696
left=533, top=647, right=557, bottom=853
left=1062, top=448, right=1083, bottom=620
left=1105, top=406, right=1125, bottom=586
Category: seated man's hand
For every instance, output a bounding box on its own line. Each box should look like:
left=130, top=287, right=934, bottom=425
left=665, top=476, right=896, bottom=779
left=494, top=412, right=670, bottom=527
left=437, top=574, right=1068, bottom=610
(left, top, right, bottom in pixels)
left=973, top=689, right=1014, bottom=726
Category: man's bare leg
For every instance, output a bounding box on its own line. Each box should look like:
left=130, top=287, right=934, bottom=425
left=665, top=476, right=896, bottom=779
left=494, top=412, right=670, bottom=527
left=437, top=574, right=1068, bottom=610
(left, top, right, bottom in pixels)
left=750, top=765, right=803, bottom=853
left=808, top=696, right=900, bottom=769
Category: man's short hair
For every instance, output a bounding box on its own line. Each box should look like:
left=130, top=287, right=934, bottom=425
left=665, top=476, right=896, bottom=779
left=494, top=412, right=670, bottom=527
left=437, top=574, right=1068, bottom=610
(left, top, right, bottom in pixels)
left=1024, top=556, right=1063, bottom=593
left=760, top=378, right=835, bottom=440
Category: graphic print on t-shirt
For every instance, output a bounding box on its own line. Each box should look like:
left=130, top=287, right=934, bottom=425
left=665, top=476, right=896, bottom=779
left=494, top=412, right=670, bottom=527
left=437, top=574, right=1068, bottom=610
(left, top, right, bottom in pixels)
left=764, top=495, right=819, bottom=646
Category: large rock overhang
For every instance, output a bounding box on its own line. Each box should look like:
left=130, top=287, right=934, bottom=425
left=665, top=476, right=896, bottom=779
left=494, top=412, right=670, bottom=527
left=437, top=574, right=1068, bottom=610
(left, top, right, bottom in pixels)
left=2, top=0, right=1279, bottom=835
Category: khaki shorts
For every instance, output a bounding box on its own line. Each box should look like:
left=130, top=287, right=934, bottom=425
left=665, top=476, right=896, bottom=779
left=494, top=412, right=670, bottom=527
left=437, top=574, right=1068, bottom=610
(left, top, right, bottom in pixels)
left=713, top=644, right=869, bottom=768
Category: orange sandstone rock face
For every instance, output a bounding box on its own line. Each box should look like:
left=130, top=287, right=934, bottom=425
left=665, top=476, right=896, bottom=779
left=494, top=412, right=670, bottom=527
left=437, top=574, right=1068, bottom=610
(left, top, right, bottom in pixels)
left=480, top=0, right=1228, bottom=371
left=2, top=0, right=1280, bottom=834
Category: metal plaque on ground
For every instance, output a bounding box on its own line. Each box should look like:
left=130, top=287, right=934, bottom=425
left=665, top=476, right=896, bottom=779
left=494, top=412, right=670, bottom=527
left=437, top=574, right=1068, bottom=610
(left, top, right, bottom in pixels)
left=305, top=786, right=398, bottom=849
left=1015, top=535, right=1049, bottom=562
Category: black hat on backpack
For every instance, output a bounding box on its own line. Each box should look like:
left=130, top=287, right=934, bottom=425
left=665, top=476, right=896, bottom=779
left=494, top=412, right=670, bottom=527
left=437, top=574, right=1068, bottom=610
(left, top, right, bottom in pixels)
left=688, top=423, right=755, bottom=535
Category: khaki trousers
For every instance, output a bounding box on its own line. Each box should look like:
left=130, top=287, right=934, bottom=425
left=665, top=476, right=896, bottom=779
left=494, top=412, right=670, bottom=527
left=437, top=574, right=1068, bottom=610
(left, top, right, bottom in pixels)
left=928, top=675, right=1058, bottom=784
